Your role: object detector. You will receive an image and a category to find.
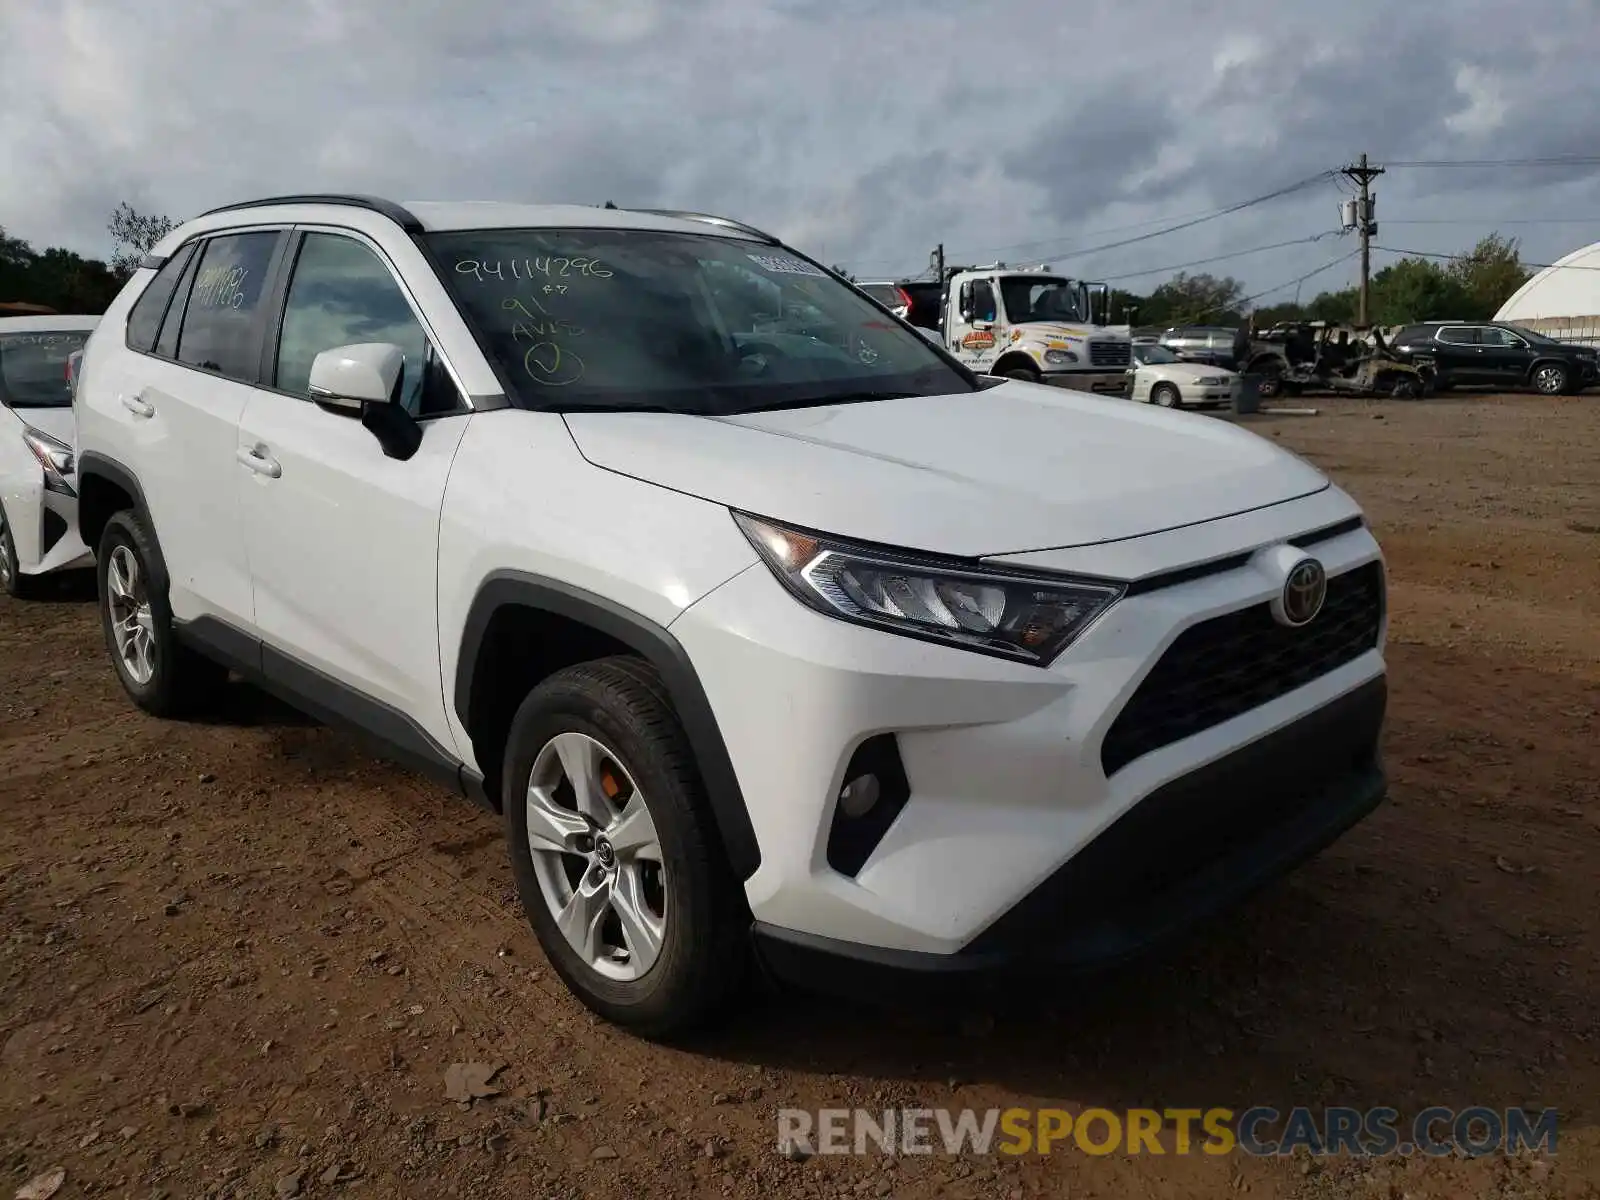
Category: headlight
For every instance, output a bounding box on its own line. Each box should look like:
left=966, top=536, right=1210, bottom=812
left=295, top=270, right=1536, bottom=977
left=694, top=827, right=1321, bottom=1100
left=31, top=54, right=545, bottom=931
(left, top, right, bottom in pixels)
left=733, top=513, right=1124, bottom=664
left=23, top=427, right=75, bottom=486
left=1043, top=348, right=1077, bottom=365
left=1198, top=375, right=1230, bottom=386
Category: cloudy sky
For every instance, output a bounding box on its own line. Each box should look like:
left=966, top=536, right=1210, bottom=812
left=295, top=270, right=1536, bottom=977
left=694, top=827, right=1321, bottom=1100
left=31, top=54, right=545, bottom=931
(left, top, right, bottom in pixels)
left=4, top=0, right=1599, bottom=302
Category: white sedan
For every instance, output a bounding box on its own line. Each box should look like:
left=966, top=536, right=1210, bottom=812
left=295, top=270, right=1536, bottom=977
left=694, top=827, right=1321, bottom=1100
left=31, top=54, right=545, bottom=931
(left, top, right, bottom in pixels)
left=1128, top=342, right=1239, bottom=409
left=0, top=315, right=98, bottom=597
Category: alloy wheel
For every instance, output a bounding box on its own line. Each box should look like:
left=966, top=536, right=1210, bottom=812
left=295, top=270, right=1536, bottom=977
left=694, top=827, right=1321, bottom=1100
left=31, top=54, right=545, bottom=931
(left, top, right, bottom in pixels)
left=0, top=513, right=13, bottom=590
left=1534, top=365, right=1565, bottom=395
left=524, top=732, right=667, bottom=982
left=106, top=545, right=156, bottom=685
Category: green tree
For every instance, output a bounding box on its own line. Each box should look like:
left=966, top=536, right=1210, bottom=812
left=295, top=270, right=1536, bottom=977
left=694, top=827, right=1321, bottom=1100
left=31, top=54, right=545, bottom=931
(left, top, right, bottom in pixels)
left=1368, top=257, right=1473, bottom=325
left=1447, top=232, right=1531, bottom=319
left=1141, top=271, right=1246, bottom=325
left=1304, top=287, right=1358, bottom=323
left=108, top=202, right=177, bottom=277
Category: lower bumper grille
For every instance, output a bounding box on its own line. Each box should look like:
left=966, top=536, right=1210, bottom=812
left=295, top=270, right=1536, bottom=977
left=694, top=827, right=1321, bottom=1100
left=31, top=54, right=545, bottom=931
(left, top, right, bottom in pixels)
left=1101, top=560, right=1384, bottom=776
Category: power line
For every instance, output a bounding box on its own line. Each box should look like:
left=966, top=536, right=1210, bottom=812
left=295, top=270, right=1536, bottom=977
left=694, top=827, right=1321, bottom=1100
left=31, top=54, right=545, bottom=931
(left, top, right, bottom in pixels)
left=1161, top=249, right=1360, bottom=328
left=962, top=170, right=1338, bottom=266
left=1385, top=217, right=1600, bottom=226
left=1373, top=244, right=1600, bottom=272
left=1383, top=155, right=1600, bottom=169
left=1098, top=233, right=1342, bottom=282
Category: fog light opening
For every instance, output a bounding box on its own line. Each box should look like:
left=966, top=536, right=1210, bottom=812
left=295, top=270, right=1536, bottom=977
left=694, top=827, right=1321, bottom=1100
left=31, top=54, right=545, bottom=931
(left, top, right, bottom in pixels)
left=838, top=773, right=881, bottom=819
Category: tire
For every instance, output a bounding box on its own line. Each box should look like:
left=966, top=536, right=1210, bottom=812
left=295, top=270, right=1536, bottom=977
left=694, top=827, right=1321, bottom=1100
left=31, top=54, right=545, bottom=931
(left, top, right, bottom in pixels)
left=1256, top=372, right=1282, bottom=400
left=1388, top=375, right=1422, bottom=400
left=1531, top=362, right=1569, bottom=396
left=1151, top=382, right=1181, bottom=408
left=96, top=510, right=228, bottom=717
left=0, top=501, right=39, bottom=600
left=1001, top=366, right=1040, bottom=383
left=503, top=656, right=749, bottom=1038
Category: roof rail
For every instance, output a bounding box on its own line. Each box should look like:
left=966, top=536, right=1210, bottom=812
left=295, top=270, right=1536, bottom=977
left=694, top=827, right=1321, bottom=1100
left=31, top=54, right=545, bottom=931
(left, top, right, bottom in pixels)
left=626, top=208, right=780, bottom=244
left=195, top=194, right=424, bottom=233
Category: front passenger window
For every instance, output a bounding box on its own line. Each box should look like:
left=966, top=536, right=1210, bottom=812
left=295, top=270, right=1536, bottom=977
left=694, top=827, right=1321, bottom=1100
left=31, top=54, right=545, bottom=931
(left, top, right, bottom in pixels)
left=274, top=233, right=457, bottom=417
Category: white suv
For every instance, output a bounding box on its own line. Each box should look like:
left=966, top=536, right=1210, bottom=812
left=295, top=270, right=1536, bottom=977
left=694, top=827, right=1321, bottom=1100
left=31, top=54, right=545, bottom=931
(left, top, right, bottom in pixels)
left=74, top=195, right=1389, bottom=1035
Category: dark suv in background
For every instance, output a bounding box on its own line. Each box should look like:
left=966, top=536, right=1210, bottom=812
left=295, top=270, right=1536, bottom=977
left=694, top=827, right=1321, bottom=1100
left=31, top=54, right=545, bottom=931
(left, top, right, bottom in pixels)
left=1388, top=322, right=1597, bottom=395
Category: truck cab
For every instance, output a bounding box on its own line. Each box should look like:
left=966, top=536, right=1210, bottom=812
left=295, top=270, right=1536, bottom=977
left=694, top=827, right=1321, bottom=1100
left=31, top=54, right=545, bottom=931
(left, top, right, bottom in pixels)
left=942, top=265, right=1131, bottom=392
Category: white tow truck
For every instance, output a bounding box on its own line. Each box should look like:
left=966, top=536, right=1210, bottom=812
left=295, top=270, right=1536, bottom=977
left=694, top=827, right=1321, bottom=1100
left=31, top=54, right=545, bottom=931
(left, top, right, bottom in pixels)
left=939, top=264, right=1132, bottom=392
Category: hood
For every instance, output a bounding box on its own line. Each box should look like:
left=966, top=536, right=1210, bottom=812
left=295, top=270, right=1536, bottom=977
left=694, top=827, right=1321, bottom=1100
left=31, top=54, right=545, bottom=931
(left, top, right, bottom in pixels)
left=1012, top=322, right=1118, bottom=342
left=563, top=382, right=1328, bottom=557
left=15, top=407, right=75, bottom=443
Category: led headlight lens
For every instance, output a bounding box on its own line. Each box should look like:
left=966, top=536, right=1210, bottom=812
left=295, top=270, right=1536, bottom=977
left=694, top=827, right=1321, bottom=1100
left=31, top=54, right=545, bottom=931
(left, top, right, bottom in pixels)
left=733, top=512, right=1124, bottom=665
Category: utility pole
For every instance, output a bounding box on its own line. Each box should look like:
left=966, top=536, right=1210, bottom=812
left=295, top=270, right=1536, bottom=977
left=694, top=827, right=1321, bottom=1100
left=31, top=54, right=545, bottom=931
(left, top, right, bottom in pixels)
left=1340, top=154, right=1384, bottom=326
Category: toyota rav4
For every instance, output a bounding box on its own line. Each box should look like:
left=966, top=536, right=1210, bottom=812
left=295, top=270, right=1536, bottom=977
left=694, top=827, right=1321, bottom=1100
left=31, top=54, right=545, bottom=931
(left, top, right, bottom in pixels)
left=72, top=195, right=1389, bottom=1036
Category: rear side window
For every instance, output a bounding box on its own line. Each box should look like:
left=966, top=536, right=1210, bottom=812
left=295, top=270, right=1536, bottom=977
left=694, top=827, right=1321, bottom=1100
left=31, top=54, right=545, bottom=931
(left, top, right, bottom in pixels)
left=1438, top=326, right=1479, bottom=346
left=155, top=247, right=203, bottom=359
left=124, top=242, right=198, bottom=353
left=176, top=232, right=280, bottom=381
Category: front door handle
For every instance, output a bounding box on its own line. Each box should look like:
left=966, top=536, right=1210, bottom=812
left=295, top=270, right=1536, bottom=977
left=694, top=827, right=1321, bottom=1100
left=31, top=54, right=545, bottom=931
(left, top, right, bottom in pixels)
left=236, top=444, right=282, bottom=479
left=122, top=394, right=155, bottom=418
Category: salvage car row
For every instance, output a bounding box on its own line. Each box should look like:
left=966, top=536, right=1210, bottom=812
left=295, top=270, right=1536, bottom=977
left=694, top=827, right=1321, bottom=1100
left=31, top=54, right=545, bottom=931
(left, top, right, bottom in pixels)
left=4, top=196, right=1389, bottom=1039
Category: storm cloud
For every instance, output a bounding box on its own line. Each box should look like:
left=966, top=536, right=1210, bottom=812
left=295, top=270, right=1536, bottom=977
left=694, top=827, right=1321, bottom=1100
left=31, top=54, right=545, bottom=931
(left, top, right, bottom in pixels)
left=3, top=0, right=1598, bottom=298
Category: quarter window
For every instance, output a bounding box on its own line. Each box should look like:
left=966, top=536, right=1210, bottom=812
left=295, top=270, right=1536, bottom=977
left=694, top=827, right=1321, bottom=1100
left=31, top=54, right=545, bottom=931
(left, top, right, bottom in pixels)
left=176, top=232, right=280, bottom=381
left=273, top=233, right=456, bottom=417
left=124, top=242, right=198, bottom=353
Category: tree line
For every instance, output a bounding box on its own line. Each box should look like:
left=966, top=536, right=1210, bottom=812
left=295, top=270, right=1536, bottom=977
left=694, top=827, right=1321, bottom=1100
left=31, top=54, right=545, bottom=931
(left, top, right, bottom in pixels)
left=0, top=204, right=174, bottom=314
left=1112, top=233, right=1534, bottom=330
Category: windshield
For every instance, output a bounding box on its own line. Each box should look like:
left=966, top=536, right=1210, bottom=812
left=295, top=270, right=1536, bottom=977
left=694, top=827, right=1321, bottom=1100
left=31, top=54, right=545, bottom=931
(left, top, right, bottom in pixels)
left=1134, top=343, right=1180, bottom=365
left=998, top=277, right=1084, bottom=325
left=0, top=329, right=90, bottom=408
left=426, top=229, right=974, bottom=414
left=858, top=283, right=904, bottom=309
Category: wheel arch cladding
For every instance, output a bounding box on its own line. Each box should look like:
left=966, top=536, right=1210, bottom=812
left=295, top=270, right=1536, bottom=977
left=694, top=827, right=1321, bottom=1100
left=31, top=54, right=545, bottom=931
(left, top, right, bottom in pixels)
left=454, top=571, right=762, bottom=881
left=76, top=454, right=169, bottom=594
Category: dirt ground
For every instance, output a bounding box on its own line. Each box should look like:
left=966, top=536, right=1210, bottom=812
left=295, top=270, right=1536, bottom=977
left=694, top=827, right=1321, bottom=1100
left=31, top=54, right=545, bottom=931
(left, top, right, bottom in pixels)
left=3, top=394, right=1598, bottom=1200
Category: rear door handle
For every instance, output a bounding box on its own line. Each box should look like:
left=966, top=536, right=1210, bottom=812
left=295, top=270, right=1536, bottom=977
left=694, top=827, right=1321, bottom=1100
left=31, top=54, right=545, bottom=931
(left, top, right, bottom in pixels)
left=236, top=444, right=282, bottom=479
left=122, top=394, right=155, bottom=418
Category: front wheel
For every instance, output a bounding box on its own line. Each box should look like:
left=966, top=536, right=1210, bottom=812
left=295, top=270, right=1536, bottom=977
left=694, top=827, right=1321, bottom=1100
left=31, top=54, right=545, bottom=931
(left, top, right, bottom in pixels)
left=0, top=502, right=36, bottom=600
left=96, top=511, right=227, bottom=717
left=503, top=657, right=750, bottom=1038
left=1151, top=382, right=1181, bottom=408
left=1001, top=365, right=1041, bottom=383
left=1532, top=362, right=1570, bottom=395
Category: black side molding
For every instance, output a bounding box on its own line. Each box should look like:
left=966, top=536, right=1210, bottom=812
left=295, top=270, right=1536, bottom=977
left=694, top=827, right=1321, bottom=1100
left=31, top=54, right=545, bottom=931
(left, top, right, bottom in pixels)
left=455, top=572, right=762, bottom=880
left=175, top=615, right=492, bottom=810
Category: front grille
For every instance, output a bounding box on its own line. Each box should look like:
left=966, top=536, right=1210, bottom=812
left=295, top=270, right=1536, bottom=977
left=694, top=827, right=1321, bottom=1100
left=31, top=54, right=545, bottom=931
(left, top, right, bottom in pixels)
left=1100, top=561, right=1384, bottom=776
left=1089, top=339, right=1131, bottom=368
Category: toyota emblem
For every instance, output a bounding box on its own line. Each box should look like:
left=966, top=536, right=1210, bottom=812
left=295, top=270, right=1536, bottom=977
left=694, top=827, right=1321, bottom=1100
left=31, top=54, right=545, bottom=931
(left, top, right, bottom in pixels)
left=1277, top=558, right=1327, bottom=627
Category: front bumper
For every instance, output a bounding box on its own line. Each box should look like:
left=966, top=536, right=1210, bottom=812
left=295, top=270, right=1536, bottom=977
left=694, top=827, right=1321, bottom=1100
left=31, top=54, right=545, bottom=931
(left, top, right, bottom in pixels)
left=1, top=473, right=90, bottom=577
left=1042, top=370, right=1130, bottom=394
left=754, top=675, right=1386, bottom=996
left=668, top=496, right=1387, bottom=970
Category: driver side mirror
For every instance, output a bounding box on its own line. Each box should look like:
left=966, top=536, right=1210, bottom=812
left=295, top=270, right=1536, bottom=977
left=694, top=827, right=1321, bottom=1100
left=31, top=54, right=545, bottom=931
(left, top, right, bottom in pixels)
left=308, top=342, right=405, bottom=410
left=307, top=342, right=421, bottom=462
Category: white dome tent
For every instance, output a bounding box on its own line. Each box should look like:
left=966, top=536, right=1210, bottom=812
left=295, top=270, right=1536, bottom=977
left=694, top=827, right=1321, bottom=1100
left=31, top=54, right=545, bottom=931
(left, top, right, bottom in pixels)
left=1495, top=241, right=1600, bottom=347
